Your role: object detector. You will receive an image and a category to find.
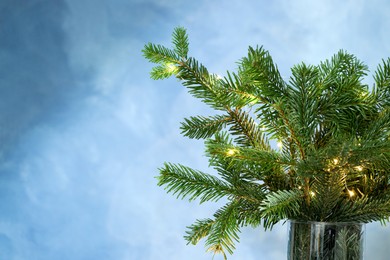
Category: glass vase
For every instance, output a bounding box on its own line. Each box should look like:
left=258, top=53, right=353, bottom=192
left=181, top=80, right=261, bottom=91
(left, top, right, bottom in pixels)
left=288, top=220, right=365, bottom=260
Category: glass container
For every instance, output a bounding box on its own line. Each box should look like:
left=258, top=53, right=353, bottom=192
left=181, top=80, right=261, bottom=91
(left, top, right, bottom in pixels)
left=288, top=220, right=364, bottom=260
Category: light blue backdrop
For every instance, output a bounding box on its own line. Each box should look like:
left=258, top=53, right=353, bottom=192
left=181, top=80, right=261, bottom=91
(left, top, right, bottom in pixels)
left=1, top=0, right=390, bottom=259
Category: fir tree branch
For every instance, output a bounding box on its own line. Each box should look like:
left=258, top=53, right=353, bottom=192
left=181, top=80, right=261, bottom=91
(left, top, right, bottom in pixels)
left=335, top=197, right=390, bottom=223
left=318, top=50, right=368, bottom=91
left=373, top=58, right=390, bottom=108
left=227, top=108, right=271, bottom=150
left=240, top=46, right=286, bottom=99
left=205, top=142, right=292, bottom=169
left=218, top=71, right=265, bottom=108
left=178, top=59, right=259, bottom=111
left=260, top=189, right=303, bottom=229
left=142, top=43, right=179, bottom=64
left=288, top=63, right=321, bottom=148
left=308, top=172, right=347, bottom=221
left=273, top=102, right=306, bottom=159
left=208, top=154, right=267, bottom=203
left=205, top=201, right=241, bottom=256
left=235, top=200, right=263, bottom=228
left=185, top=218, right=215, bottom=245
left=150, top=64, right=177, bottom=80
left=177, top=58, right=228, bottom=110
left=180, top=115, right=230, bottom=139
left=157, top=163, right=232, bottom=203
left=360, top=107, right=390, bottom=141
left=172, top=27, right=189, bottom=59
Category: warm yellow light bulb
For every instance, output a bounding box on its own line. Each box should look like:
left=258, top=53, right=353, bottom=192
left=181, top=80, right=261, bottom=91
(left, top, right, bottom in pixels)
left=333, top=158, right=339, bottom=165
left=355, top=166, right=363, bottom=172
left=310, top=191, right=315, bottom=197
left=348, top=190, right=355, bottom=197
left=226, top=149, right=237, bottom=156
left=165, top=63, right=178, bottom=73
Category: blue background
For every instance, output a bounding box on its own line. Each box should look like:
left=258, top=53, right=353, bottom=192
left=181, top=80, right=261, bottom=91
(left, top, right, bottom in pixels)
left=1, top=0, right=390, bottom=259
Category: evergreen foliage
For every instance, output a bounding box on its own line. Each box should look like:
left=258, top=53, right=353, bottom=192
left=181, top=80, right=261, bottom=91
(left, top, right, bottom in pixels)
left=143, top=27, right=390, bottom=258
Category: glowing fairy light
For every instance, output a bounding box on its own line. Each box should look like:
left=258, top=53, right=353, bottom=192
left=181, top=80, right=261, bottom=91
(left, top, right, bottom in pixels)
left=215, top=74, right=223, bottom=80
left=310, top=191, right=315, bottom=197
left=360, top=90, right=368, bottom=97
left=355, top=166, right=364, bottom=171
left=242, top=93, right=260, bottom=105
left=333, top=158, right=339, bottom=165
left=348, top=189, right=355, bottom=197
left=165, top=63, right=178, bottom=73
left=226, top=148, right=238, bottom=156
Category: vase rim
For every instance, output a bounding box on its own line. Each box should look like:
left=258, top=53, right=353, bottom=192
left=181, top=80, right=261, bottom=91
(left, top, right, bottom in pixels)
left=288, top=219, right=364, bottom=226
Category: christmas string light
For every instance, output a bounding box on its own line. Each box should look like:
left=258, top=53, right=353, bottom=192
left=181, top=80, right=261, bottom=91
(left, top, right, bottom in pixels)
left=165, top=63, right=178, bottom=73
left=355, top=166, right=364, bottom=172
left=348, top=189, right=355, bottom=197
left=226, top=148, right=238, bottom=156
